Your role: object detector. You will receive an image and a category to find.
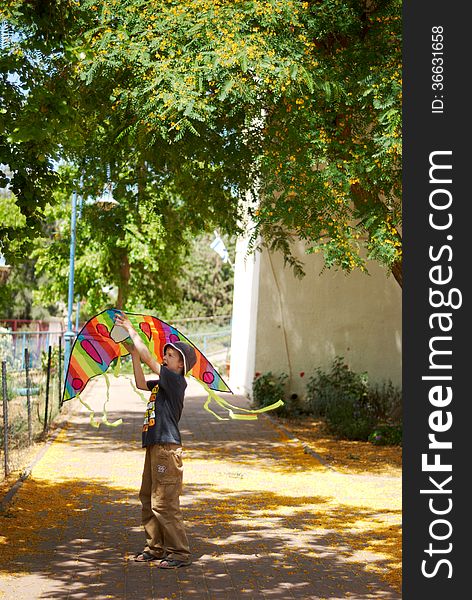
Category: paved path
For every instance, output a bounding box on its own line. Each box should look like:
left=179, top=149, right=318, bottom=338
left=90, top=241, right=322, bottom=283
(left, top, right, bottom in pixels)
left=0, top=376, right=401, bottom=599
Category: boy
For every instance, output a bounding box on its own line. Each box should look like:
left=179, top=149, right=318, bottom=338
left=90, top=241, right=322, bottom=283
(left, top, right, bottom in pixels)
left=115, top=312, right=197, bottom=568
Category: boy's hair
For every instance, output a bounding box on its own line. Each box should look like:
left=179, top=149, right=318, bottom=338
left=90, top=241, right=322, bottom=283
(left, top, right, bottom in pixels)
left=163, top=341, right=197, bottom=374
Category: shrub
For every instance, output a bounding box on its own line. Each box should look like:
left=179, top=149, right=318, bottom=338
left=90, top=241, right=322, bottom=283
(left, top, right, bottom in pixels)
left=306, top=356, right=369, bottom=418
left=40, top=346, right=61, bottom=373
left=368, top=424, right=402, bottom=446
left=305, top=356, right=402, bottom=442
left=368, top=380, right=402, bottom=424
left=252, top=371, right=287, bottom=414
left=325, top=396, right=378, bottom=441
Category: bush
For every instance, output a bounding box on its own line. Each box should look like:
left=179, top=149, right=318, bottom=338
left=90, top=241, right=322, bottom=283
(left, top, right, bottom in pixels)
left=305, top=356, right=402, bottom=442
left=40, top=346, right=60, bottom=373
left=368, top=380, right=402, bottom=424
left=306, top=356, right=369, bottom=418
left=368, top=424, right=402, bottom=446
left=253, top=371, right=317, bottom=417
left=252, top=371, right=288, bottom=414
left=325, top=394, right=378, bottom=441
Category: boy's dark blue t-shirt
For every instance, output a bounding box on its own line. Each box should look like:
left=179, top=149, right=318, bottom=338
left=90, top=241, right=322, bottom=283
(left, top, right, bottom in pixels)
left=142, top=366, right=187, bottom=447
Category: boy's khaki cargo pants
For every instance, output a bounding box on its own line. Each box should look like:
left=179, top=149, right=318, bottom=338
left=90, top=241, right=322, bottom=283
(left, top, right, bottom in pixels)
left=139, top=444, right=190, bottom=561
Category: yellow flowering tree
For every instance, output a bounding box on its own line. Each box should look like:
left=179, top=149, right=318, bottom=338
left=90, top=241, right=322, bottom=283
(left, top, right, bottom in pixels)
left=2, top=0, right=402, bottom=285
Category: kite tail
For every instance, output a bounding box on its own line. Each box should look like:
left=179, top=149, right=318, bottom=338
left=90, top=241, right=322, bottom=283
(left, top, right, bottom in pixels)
left=76, top=374, right=124, bottom=428
left=77, top=394, right=101, bottom=429
left=129, top=377, right=149, bottom=404
left=195, top=378, right=284, bottom=421
left=115, top=355, right=149, bottom=407
left=101, top=372, right=123, bottom=427
left=113, top=353, right=121, bottom=377
left=75, top=371, right=144, bottom=429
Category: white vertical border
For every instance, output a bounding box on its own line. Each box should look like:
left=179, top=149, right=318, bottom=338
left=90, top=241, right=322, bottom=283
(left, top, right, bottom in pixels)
left=229, top=235, right=261, bottom=396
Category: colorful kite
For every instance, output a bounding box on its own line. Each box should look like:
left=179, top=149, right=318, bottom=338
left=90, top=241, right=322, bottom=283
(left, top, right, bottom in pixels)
left=62, top=308, right=283, bottom=426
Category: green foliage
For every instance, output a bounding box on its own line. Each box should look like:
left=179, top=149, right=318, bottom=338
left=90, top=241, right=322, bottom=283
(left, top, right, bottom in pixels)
left=324, top=394, right=378, bottom=441
left=31, top=165, right=180, bottom=315
left=252, top=0, right=402, bottom=281
left=252, top=371, right=287, bottom=413
left=28, top=163, right=235, bottom=318
left=167, top=233, right=235, bottom=318
left=0, top=257, right=59, bottom=320
left=253, top=364, right=403, bottom=444
left=367, top=379, right=403, bottom=425
left=0, top=8, right=83, bottom=257
left=0, top=190, right=29, bottom=268
left=2, top=0, right=402, bottom=284
left=368, top=424, right=402, bottom=446
left=40, top=345, right=60, bottom=373
left=306, top=356, right=368, bottom=417
left=305, top=356, right=402, bottom=442
left=0, top=193, right=26, bottom=229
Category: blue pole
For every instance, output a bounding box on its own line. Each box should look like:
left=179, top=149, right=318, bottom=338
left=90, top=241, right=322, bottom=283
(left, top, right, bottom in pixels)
left=64, top=190, right=78, bottom=378
left=75, top=298, right=80, bottom=332
left=74, top=175, right=84, bottom=337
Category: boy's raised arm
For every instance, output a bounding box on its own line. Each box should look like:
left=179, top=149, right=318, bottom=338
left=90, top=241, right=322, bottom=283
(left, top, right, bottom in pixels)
left=122, top=340, right=149, bottom=390
left=115, top=312, right=161, bottom=376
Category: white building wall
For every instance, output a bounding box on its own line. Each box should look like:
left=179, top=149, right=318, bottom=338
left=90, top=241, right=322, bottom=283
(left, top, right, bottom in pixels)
left=255, top=243, right=402, bottom=398
left=230, top=238, right=402, bottom=399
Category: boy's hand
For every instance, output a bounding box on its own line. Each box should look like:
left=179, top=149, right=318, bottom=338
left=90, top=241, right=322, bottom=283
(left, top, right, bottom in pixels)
left=115, top=311, right=133, bottom=332
left=114, top=310, right=160, bottom=376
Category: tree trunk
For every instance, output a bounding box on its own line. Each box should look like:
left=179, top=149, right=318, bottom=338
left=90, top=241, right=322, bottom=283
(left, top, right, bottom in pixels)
left=116, top=254, right=130, bottom=309
left=391, top=258, right=402, bottom=288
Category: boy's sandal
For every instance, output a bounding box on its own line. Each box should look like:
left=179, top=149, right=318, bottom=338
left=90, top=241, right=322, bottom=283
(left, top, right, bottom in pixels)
left=134, top=551, right=161, bottom=562
left=157, top=558, right=191, bottom=569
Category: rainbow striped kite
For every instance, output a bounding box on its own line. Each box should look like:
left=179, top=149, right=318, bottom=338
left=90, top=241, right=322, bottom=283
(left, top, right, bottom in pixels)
left=63, top=308, right=283, bottom=424
left=63, top=308, right=231, bottom=402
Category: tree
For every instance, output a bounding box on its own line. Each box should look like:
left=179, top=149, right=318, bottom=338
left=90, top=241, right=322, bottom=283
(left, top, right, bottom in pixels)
left=254, top=1, right=402, bottom=284
left=31, top=169, right=234, bottom=319
left=2, top=0, right=402, bottom=286
left=172, top=232, right=235, bottom=318
left=73, top=0, right=402, bottom=283
left=0, top=11, right=83, bottom=260
left=32, top=166, right=195, bottom=317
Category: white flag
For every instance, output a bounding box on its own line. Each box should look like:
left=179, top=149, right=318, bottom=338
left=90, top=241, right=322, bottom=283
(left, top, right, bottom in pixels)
left=210, top=232, right=229, bottom=263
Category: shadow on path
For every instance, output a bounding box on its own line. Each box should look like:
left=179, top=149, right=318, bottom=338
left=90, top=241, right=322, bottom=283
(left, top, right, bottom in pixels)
left=1, top=475, right=401, bottom=599
left=0, top=378, right=401, bottom=599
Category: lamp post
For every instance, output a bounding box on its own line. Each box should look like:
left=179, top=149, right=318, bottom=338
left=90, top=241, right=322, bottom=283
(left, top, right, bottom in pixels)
left=63, top=189, right=78, bottom=377
left=63, top=174, right=119, bottom=378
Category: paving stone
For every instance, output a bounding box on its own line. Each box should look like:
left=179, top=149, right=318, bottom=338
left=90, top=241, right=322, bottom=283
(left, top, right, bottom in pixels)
left=0, top=376, right=401, bottom=600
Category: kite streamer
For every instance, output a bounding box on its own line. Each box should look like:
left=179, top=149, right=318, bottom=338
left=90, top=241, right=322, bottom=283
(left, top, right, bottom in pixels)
left=201, top=382, right=284, bottom=421
left=63, top=308, right=282, bottom=425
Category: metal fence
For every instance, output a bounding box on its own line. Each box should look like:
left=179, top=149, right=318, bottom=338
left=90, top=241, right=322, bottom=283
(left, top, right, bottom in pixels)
left=0, top=329, right=63, bottom=370
left=170, top=316, right=232, bottom=379
left=1, top=344, right=62, bottom=478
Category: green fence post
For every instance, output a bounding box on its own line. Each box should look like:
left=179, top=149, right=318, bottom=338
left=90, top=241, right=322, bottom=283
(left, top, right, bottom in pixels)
left=44, top=345, right=52, bottom=435
left=2, top=361, right=10, bottom=477
left=25, top=348, right=32, bottom=445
